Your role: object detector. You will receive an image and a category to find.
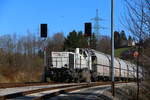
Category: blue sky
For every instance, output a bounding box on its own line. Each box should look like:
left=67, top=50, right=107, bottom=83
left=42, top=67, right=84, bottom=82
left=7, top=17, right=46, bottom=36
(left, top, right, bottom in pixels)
left=0, top=0, right=127, bottom=37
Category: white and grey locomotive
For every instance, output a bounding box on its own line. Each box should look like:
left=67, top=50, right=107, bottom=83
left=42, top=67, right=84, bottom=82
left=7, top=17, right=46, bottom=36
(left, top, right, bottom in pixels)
left=43, top=48, right=143, bottom=82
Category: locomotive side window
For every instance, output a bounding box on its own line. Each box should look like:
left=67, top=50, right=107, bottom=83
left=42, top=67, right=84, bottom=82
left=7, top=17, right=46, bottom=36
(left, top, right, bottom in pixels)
left=92, top=56, right=97, bottom=64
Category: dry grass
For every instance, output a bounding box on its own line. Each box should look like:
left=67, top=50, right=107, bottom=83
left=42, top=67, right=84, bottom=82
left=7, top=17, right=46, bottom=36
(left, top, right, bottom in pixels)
left=113, top=82, right=150, bottom=100
left=0, top=56, right=44, bottom=83
left=0, top=67, right=43, bottom=83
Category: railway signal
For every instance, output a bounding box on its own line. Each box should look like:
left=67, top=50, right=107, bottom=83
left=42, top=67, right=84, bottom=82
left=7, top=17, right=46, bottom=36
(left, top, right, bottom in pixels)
left=84, top=23, right=92, bottom=37
left=84, top=22, right=92, bottom=48
left=40, top=23, right=48, bottom=82
left=40, top=24, right=48, bottom=38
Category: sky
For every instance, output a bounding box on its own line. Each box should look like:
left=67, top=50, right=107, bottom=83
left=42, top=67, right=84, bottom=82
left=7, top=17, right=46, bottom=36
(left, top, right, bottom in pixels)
left=0, top=0, right=127, bottom=37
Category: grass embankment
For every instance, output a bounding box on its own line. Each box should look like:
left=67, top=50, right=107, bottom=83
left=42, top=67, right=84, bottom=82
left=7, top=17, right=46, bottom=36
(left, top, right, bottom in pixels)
left=115, top=47, right=133, bottom=57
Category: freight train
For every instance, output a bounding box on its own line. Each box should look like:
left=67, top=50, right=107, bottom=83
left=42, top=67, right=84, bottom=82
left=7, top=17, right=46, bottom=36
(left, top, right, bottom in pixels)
left=42, top=48, right=143, bottom=82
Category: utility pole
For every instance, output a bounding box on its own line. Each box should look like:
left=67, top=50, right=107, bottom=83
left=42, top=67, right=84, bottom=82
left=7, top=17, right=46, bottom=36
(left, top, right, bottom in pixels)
left=111, top=0, right=115, bottom=96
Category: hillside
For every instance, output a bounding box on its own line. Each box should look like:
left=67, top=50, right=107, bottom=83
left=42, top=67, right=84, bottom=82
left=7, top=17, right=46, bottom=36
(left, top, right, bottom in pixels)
left=115, top=47, right=133, bottom=58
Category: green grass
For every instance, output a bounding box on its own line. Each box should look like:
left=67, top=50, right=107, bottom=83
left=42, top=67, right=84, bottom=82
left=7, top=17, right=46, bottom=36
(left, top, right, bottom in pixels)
left=115, top=47, right=132, bottom=57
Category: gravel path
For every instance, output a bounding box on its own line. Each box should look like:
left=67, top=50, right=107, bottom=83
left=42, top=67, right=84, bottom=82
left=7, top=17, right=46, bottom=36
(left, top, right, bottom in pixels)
left=49, top=83, right=134, bottom=100
left=49, top=85, right=112, bottom=100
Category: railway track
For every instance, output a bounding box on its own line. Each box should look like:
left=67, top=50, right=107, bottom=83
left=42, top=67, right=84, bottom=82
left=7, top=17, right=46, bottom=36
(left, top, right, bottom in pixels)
left=0, top=84, right=82, bottom=100
left=0, top=82, right=126, bottom=100
left=0, top=82, right=62, bottom=89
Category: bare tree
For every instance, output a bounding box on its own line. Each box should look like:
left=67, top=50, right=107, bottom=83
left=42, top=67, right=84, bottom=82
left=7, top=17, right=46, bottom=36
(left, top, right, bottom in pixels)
left=47, top=32, right=64, bottom=52
left=123, top=0, right=150, bottom=99
left=52, top=32, right=64, bottom=51
left=124, top=0, right=150, bottom=40
left=96, top=36, right=111, bottom=54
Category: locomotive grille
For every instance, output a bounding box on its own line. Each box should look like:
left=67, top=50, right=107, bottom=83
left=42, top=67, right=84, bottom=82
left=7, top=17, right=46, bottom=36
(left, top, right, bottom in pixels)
left=69, top=54, right=74, bottom=69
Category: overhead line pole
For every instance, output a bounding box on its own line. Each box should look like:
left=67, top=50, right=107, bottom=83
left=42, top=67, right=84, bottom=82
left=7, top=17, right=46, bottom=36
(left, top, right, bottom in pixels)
left=111, top=0, right=115, bottom=96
